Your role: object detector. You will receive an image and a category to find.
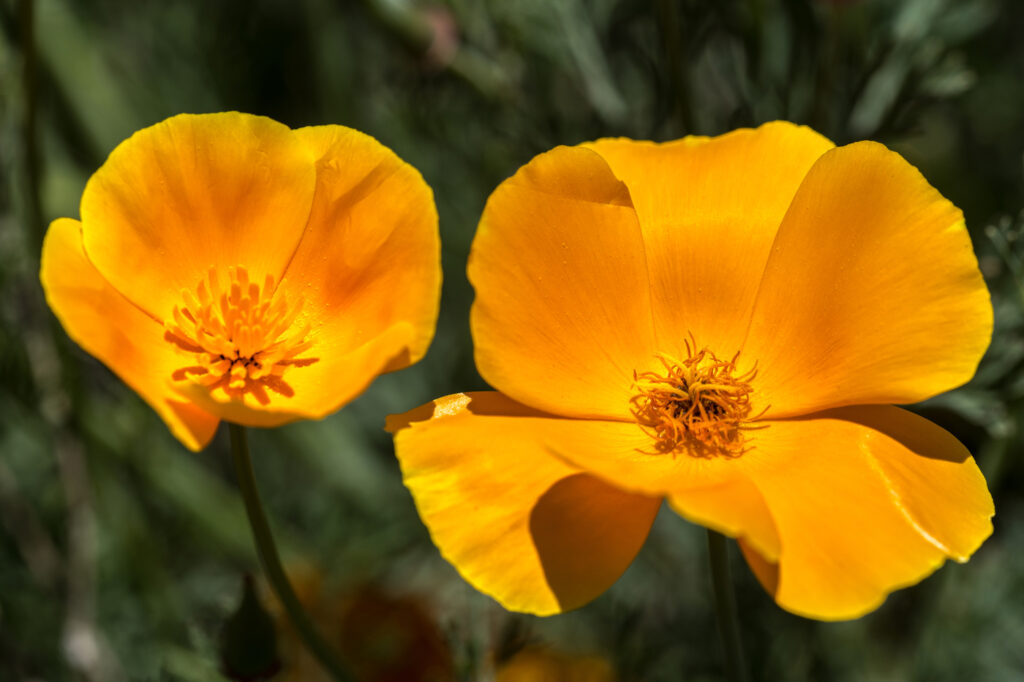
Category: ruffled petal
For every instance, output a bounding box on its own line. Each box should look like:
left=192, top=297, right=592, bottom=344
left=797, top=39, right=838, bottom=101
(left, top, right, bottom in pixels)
left=388, top=392, right=661, bottom=615
left=667, top=476, right=780, bottom=562
left=744, top=141, right=992, bottom=417
left=586, top=122, right=833, bottom=357
left=736, top=406, right=993, bottom=620
left=80, top=112, right=316, bottom=320
left=40, top=218, right=219, bottom=450
left=469, top=146, right=658, bottom=420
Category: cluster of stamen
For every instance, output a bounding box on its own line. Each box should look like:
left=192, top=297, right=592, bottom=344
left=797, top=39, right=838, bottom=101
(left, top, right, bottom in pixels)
left=164, top=266, right=318, bottom=405
left=630, top=338, right=764, bottom=457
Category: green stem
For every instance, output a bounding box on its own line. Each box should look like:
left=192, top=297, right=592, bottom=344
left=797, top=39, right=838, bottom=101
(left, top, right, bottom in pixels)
left=657, top=0, right=693, bottom=135
left=19, top=0, right=43, bottom=249
left=228, top=424, right=354, bottom=682
left=707, top=530, right=749, bottom=682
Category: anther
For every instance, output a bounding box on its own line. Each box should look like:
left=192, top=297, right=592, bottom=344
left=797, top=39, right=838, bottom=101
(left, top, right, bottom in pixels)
left=630, top=336, right=766, bottom=457
left=163, top=266, right=318, bottom=405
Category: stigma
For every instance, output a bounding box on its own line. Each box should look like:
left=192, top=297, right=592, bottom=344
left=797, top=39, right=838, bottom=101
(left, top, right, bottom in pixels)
left=630, top=337, right=764, bottom=456
left=164, top=266, right=318, bottom=405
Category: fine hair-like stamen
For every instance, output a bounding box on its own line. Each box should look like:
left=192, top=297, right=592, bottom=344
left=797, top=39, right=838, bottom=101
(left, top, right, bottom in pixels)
left=164, top=266, right=318, bottom=405
left=630, top=337, right=766, bottom=456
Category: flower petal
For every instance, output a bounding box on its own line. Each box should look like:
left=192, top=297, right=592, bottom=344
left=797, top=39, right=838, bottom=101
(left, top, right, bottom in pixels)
left=544, top=425, right=751, bottom=497
left=667, top=476, right=780, bottom=562
left=736, top=406, right=993, bottom=620
left=40, top=218, right=219, bottom=450
left=744, top=141, right=992, bottom=417
left=388, top=392, right=661, bottom=615
left=173, top=125, right=444, bottom=426
left=469, top=146, right=657, bottom=420
left=80, top=112, right=317, bottom=320
left=585, top=122, right=833, bottom=356
left=278, top=125, right=441, bottom=371
left=738, top=538, right=778, bottom=595
left=536, top=421, right=782, bottom=560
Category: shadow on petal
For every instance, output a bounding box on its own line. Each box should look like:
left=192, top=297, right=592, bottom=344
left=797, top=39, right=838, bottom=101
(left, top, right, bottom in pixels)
left=807, top=405, right=970, bottom=463
left=530, top=473, right=660, bottom=612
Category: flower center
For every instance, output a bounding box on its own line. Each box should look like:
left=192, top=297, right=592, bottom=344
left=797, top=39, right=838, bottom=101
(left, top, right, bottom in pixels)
left=163, top=266, right=318, bottom=405
left=630, top=338, right=763, bottom=456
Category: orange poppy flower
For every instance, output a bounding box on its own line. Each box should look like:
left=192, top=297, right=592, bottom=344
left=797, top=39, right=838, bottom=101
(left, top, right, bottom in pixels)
left=42, top=112, right=440, bottom=451
left=388, top=122, right=994, bottom=621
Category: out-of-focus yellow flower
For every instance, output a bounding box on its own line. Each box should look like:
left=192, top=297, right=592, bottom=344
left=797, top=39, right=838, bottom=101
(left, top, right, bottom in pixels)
left=496, top=646, right=616, bottom=682
left=41, top=112, right=440, bottom=450
left=267, top=569, right=453, bottom=682
left=389, top=122, right=994, bottom=621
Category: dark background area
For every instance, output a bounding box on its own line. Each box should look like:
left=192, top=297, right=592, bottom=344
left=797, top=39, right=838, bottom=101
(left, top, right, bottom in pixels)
left=1, top=0, right=1023, bottom=679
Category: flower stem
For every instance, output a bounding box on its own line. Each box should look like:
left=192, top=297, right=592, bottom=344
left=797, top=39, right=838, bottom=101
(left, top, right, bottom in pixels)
left=18, top=0, right=44, bottom=249
left=707, top=529, right=749, bottom=682
left=657, top=0, right=693, bottom=135
left=228, top=424, right=353, bottom=682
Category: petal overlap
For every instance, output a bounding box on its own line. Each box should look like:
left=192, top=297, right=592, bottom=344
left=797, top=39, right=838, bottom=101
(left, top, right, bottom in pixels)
left=732, top=406, right=992, bottom=620
left=586, top=122, right=833, bottom=356
left=278, top=126, right=441, bottom=369
left=389, top=393, right=661, bottom=615
left=41, top=218, right=219, bottom=450
left=744, top=141, right=993, bottom=417
left=80, top=113, right=317, bottom=320
left=469, top=146, right=658, bottom=421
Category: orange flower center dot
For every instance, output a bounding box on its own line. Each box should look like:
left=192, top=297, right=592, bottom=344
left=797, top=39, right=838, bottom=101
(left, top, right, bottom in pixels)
left=630, top=340, right=765, bottom=457
left=163, top=266, right=318, bottom=405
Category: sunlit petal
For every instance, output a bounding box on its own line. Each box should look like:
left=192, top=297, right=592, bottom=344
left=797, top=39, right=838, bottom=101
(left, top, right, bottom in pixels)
left=41, top=218, right=219, bottom=450
left=735, top=406, right=992, bottom=620
left=586, top=122, right=833, bottom=356
left=80, top=112, right=316, bottom=320
left=470, top=146, right=658, bottom=420
left=389, top=392, right=661, bottom=615
left=745, top=141, right=992, bottom=417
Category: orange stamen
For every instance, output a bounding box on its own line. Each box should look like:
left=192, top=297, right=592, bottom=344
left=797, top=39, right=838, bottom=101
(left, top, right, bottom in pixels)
left=164, top=266, right=318, bottom=404
left=630, top=336, right=766, bottom=457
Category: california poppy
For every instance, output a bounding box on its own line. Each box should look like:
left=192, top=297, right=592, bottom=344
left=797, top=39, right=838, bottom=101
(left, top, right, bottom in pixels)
left=388, top=122, right=993, bottom=620
left=42, top=112, right=440, bottom=451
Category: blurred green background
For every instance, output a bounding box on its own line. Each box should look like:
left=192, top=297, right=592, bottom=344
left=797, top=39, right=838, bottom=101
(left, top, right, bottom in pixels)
left=2, top=0, right=1024, bottom=680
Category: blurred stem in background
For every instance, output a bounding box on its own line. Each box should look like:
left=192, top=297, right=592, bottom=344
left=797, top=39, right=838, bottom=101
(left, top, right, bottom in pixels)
left=11, top=0, right=122, bottom=679
left=707, top=530, right=749, bottom=682
left=227, top=424, right=355, bottom=682
left=17, top=0, right=41, bottom=249
left=357, top=0, right=513, bottom=102
left=657, top=0, right=692, bottom=134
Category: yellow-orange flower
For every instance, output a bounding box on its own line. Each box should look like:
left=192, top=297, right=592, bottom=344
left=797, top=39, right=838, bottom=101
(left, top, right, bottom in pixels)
left=263, top=568, right=453, bottom=682
left=495, top=646, right=616, bottom=682
left=388, top=122, right=994, bottom=621
left=42, top=112, right=440, bottom=451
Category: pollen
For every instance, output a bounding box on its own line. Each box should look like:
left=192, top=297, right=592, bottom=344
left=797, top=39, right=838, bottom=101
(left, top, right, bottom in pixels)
left=163, top=266, right=318, bottom=405
left=630, top=337, right=765, bottom=456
